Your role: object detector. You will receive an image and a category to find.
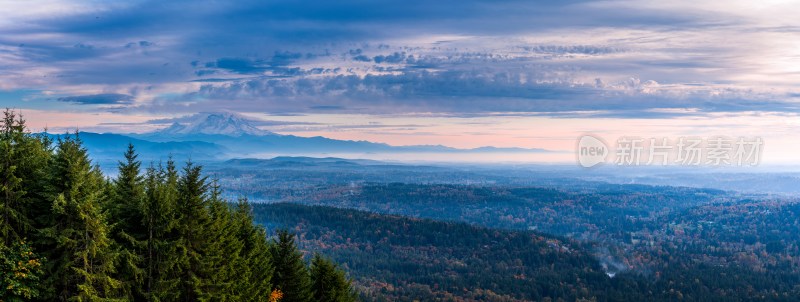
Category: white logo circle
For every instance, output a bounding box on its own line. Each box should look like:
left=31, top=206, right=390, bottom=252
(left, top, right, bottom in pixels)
left=577, top=135, right=609, bottom=168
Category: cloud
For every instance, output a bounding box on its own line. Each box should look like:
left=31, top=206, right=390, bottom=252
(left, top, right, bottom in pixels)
left=177, top=66, right=797, bottom=116
left=205, top=53, right=306, bottom=74
left=209, top=58, right=268, bottom=74
left=57, top=93, right=134, bottom=105
left=24, top=0, right=700, bottom=41
left=2, top=0, right=799, bottom=119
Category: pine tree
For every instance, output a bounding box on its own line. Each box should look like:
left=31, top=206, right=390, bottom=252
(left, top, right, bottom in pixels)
left=0, top=110, right=27, bottom=244
left=234, top=198, right=273, bottom=302
left=110, top=143, right=146, bottom=299
left=112, top=144, right=145, bottom=230
left=198, top=178, right=244, bottom=301
left=173, top=161, right=212, bottom=301
left=144, top=159, right=181, bottom=301
left=310, top=254, right=357, bottom=302
left=270, top=229, right=312, bottom=302
left=0, top=110, right=51, bottom=298
left=24, top=130, right=54, bottom=266
left=0, top=110, right=50, bottom=245
left=43, top=134, right=123, bottom=301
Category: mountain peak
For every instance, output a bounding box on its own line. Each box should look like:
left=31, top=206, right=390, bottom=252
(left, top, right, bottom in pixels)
left=155, top=112, right=274, bottom=136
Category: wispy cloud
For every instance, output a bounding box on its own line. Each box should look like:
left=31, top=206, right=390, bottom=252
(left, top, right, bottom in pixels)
left=57, top=93, right=134, bottom=105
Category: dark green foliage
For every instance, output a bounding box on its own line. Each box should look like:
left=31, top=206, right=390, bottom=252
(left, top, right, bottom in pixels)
left=0, top=110, right=355, bottom=302
left=270, top=230, right=313, bottom=302
left=172, top=162, right=212, bottom=301
left=0, top=111, right=51, bottom=246
left=310, top=254, right=356, bottom=302
left=233, top=198, right=273, bottom=302
left=110, top=143, right=147, bottom=299
left=0, top=111, right=28, bottom=244
left=0, top=110, right=52, bottom=301
left=142, top=159, right=182, bottom=301
left=43, top=134, right=123, bottom=301
left=200, top=180, right=245, bottom=300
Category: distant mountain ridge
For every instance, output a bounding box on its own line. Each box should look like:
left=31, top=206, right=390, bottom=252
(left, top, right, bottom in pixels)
left=42, top=132, right=227, bottom=173
left=134, top=111, right=553, bottom=155
left=42, top=112, right=556, bottom=171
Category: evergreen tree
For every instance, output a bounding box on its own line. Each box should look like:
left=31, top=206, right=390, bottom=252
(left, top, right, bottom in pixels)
left=144, top=159, right=181, bottom=301
left=310, top=254, right=357, bottom=302
left=110, top=143, right=146, bottom=299
left=0, top=110, right=50, bottom=245
left=200, top=181, right=245, bottom=301
left=270, top=229, right=312, bottom=302
left=43, top=134, right=122, bottom=301
left=0, top=110, right=27, bottom=244
left=0, top=110, right=51, bottom=298
left=23, top=131, right=54, bottom=264
left=173, top=161, right=212, bottom=301
left=234, top=198, right=273, bottom=302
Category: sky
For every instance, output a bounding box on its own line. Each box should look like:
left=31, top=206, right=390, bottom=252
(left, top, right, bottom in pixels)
left=1, top=0, right=800, bottom=163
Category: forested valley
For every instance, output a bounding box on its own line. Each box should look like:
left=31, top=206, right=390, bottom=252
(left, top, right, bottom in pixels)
left=258, top=203, right=800, bottom=302
left=211, top=159, right=800, bottom=301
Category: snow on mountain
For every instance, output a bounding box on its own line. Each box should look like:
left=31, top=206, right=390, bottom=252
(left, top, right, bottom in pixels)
left=155, top=112, right=274, bottom=136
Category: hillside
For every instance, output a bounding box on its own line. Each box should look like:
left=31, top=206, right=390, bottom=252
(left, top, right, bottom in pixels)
left=254, top=203, right=616, bottom=301
left=254, top=202, right=800, bottom=302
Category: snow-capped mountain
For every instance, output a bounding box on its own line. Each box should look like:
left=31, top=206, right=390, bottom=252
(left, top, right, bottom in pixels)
left=114, top=111, right=554, bottom=161
left=155, top=112, right=273, bottom=136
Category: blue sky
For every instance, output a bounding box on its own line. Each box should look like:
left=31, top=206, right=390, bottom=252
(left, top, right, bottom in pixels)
left=1, top=0, right=800, bottom=162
